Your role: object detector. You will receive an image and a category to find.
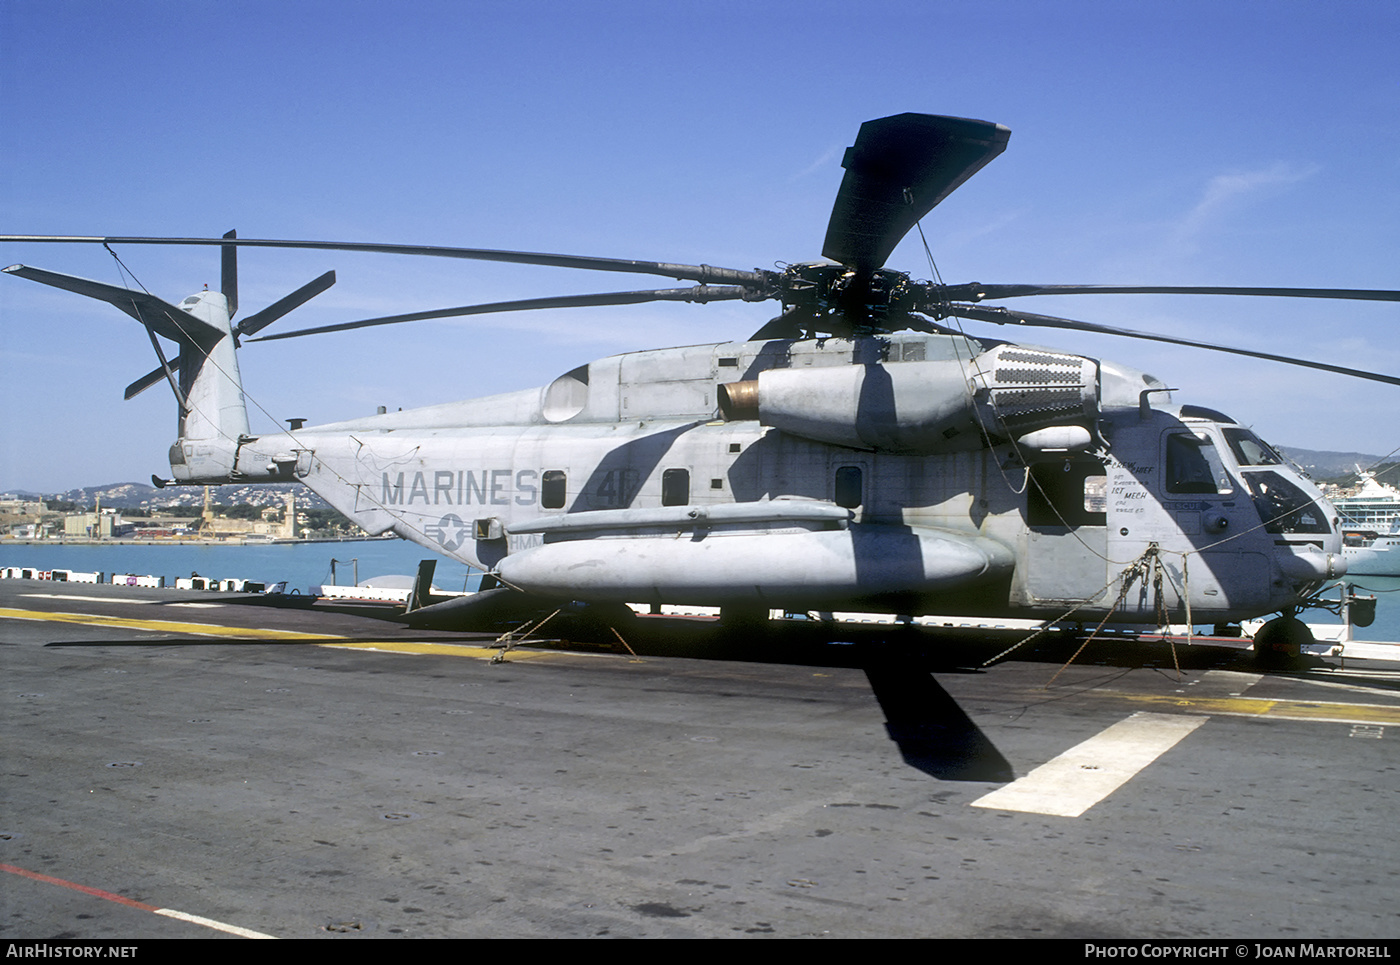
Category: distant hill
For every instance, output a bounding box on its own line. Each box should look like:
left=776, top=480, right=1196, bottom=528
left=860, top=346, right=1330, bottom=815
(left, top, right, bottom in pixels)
left=0, top=481, right=333, bottom=512
left=1277, top=448, right=1388, bottom=479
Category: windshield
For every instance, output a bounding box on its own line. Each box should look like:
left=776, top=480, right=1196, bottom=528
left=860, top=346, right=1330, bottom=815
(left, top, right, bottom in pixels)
left=1223, top=428, right=1284, bottom=467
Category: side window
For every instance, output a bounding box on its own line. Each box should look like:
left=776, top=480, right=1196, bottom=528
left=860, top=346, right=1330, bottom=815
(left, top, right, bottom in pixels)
left=1084, top=474, right=1108, bottom=514
left=541, top=470, right=567, bottom=509
left=1028, top=461, right=1107, bottom=527
left=834, top=466, right=863, bottom=509
left=1166, top=433, right=1232, bottom=495
left=661, top=468, right=690, bottom=507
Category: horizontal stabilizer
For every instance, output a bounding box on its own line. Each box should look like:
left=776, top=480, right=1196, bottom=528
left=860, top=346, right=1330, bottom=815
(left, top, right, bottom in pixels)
left=403, top=558, right=438, bottom=613
left=3, top=264, right=223, bottom=343
left=400, top=587, right=549, bottom=630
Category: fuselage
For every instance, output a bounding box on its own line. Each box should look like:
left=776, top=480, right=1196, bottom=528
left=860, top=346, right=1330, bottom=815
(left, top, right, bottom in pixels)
left=226, top=331, right=1344, bottom=624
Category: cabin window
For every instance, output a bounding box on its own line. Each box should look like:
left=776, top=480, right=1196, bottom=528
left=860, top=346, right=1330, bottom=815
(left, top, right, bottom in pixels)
left=834, top=466, right=863, bottom=508
left=542, top=470, right=567, bottom=509
left=662, top=468, right=690, bottom=506
left=1166, top=432, right=1233, bottom=495
left=1084, top=474, right=1108, bottom=514
left=1028, top=461, right=1107, bottom=527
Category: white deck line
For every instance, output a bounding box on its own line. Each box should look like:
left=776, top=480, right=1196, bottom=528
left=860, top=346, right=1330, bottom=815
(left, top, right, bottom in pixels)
left=971, top=711, right=1208, bottom=817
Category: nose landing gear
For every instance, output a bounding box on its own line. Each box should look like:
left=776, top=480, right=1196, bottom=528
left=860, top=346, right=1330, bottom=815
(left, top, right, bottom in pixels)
left=1252, top=611, right=1314, bottom=664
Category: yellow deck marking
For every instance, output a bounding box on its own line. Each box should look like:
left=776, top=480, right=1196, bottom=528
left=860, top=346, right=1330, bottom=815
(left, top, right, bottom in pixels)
left=973, top=712, right=1208, bottom=817
left=324, top=640, right=504, bottom=658
left=0, top=606, right=574, bottom=661
left=321, top=641, right=588, bottom=661
left=1114, top=691, right=1400, bottom=726
left=0, top=607, right=343, bottom=640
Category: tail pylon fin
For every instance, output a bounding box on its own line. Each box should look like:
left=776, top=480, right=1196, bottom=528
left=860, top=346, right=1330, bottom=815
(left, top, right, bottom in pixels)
left=5, top=245, right=335, bottom=485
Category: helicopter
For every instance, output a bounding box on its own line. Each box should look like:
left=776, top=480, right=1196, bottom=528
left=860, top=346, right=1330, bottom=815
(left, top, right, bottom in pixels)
left=5, top=113, right=1398, bottom=656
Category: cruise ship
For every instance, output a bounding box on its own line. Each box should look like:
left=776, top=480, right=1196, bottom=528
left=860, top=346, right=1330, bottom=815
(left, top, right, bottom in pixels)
left=1334, top=468, right=1400, bottom=576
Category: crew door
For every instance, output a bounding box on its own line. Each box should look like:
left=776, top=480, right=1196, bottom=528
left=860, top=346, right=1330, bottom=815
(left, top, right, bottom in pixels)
left=1021, top=457, right=1111, bottom=606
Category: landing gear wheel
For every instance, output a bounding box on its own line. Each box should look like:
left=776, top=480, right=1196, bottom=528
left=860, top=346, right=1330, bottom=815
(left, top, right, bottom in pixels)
left=1252, top=616, right=1313, bottom=664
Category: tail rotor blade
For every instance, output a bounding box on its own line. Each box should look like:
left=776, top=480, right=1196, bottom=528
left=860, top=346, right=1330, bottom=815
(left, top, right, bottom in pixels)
left=221, top=229, right=238, bottom=318
left=124, top=364, right=169, bottom=400
left=233, top=270, right=336, bottom=340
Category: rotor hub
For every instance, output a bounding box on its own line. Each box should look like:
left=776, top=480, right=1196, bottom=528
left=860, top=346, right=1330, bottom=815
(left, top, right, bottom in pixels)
left=779, top=264, right=920, bottom=331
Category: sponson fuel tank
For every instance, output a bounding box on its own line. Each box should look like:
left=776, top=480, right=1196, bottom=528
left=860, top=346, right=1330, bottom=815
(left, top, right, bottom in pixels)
left=496, top=520, right=1015, bottom=609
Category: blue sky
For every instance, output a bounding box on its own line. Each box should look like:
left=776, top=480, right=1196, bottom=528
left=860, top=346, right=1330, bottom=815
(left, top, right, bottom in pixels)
left=2, top=0, right=1397, bottom=492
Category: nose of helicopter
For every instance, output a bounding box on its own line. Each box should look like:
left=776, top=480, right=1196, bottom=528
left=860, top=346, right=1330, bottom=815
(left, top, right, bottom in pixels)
left=1275, top=546, right=1347, bottom=581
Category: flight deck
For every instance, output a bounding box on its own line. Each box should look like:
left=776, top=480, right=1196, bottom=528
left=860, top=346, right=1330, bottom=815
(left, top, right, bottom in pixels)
left=3, top=580, right=1399, bottom=939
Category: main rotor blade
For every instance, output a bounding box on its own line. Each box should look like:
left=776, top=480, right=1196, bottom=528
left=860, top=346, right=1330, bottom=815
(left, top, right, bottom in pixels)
left=0, top=235, right=773, bottom=289
left=940, top=303, right=1400, bottom=387
left=933, top=282, right=1400, bottom=303
left=233, top=270, right=337, bottom=339
left=251, top=286, right=754, bottom=342
left=822, top=114, right=1010, bottom=274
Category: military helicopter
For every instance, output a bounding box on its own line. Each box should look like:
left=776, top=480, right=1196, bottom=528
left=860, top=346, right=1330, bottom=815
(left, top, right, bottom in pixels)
left=5, top=113, right=1398, bottom=655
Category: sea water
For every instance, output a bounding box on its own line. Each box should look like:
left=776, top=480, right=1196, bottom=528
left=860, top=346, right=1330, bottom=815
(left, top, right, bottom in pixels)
left=0, top=539, right=482, bottom=594
left=1328, top=575, right=1400, bottom=643
left=2, top=540, right=1396, bottom=642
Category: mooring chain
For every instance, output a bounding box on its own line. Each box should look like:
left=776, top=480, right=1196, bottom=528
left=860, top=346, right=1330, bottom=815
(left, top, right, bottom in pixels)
left=491, top=608, right=562, bottom=663
left=1042, top=544, right=1169, bottom=687
left=979, top=543, right=1166, bottom=669
left=1148, top=550, right=1184, bottom=681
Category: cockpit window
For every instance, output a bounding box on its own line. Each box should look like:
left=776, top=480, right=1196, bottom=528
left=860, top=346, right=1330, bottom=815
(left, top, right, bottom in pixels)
left=1243, top=470, right=1329, bottom=534
left=1223, top=428, right=1283, bottom=467
left=1165, top=432, right=1233, bottom=495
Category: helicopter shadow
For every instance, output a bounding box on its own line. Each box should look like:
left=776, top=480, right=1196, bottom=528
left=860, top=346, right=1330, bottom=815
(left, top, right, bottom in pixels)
left=604, top=618, right=1016, bottom=780
left=862, top=652, right=1014, bottom=782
